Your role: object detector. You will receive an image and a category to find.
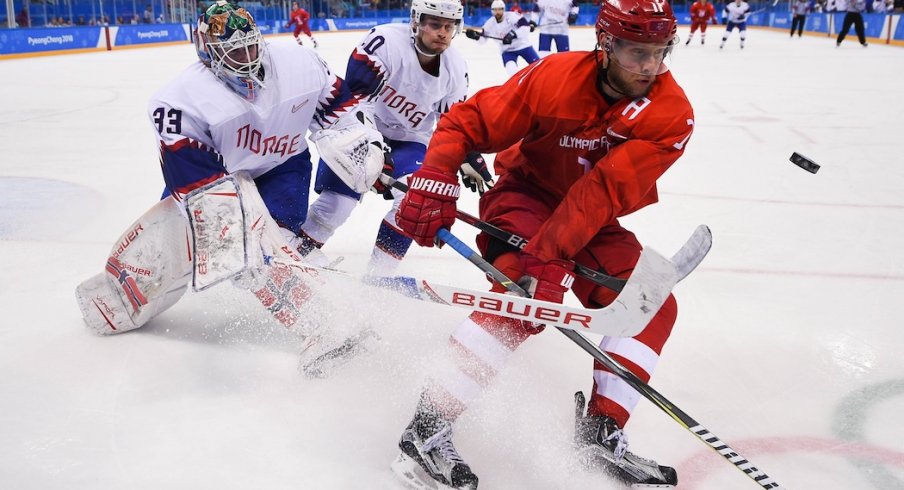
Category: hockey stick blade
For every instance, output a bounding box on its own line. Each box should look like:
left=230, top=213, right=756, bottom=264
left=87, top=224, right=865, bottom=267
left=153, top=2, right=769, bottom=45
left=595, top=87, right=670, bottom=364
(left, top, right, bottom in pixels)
left=269, top=246, right=676, bottom=337
left=670, top=224, right=712, bottom=282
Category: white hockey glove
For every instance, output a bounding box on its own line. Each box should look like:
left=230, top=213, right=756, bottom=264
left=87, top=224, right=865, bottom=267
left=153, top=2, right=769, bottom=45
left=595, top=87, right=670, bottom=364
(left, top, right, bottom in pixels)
left=458, top=152, right=495, bottom=195
left=311, top=106, right=390, bottom=194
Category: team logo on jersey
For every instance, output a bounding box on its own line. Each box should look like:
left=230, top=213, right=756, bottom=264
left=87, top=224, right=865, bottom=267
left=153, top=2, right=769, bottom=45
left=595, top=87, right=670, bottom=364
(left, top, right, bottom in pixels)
left=236, top=124, right=303, bottom=157
left=291, top=99, right=309, bottom=113
left=559, top=134, right=609, bottom=151
left=377, top=84, right=427, bottom=127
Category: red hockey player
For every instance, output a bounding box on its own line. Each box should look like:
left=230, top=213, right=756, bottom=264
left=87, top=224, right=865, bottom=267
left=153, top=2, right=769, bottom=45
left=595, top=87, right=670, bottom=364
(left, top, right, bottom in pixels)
left=685, top=0, right=717, bottom=45
left=391, top=0, right=695, bottom=488
left=286, top=1, right=317, bottom=47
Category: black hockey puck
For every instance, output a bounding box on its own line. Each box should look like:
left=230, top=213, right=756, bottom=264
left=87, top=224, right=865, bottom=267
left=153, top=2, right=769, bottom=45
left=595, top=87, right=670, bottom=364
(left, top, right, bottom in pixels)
left=790, top=152, right=820, bottom=174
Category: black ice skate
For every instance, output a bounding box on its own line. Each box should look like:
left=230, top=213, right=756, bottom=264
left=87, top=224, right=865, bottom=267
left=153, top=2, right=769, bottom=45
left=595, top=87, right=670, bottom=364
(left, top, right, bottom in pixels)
left=391, top=397, right=478, bottom=490
left=573, top=391, right=677, bottom=488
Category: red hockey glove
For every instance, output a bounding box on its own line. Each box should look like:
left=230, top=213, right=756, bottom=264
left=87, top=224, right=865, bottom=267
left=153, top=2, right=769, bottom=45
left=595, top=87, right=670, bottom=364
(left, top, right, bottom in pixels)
left=396, top=167, right=460, bottom=247
left=518, top=255, right=575, bottom=305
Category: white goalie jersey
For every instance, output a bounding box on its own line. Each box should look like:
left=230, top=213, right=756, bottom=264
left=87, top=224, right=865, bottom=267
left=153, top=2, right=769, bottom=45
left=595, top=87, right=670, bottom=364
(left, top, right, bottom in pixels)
left=345, top=24, right=469, bottom=146
left=149, top=41, right=355, bottom=198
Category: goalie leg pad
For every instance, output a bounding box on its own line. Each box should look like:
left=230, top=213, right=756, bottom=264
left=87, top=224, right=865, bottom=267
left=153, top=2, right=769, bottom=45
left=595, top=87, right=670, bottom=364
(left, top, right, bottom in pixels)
left=186, top=175, right=251, bottom=291
left=75, top=196, right=192, bottom=334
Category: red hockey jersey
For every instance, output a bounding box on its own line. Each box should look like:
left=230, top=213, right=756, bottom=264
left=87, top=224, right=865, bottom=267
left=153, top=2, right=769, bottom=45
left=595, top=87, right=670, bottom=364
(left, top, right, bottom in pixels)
left=690, top=1, right=717, bottom=24
left=422, top=52, right=694, bottom=263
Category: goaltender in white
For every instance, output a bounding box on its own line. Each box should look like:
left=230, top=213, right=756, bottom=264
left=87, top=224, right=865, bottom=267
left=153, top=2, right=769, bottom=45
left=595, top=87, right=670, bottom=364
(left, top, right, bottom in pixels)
left=75, top=1, right=389, bottom=335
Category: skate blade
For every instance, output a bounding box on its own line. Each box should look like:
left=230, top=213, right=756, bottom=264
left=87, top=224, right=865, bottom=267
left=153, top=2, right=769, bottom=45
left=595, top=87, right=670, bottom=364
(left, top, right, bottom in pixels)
left=392, top=453, right=444, bottom=490
left=391, top=453, right=476, bottom=490
left=631, top=483, right=675, bottom=489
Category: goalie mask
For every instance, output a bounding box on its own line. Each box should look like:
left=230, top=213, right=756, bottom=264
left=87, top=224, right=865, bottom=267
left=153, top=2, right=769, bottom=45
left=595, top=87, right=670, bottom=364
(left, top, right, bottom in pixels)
left=595, top=0, right=678, bottom=77
left=410, top=0, right=464, bottom=38
left=194, top=1, right=266, bottom=100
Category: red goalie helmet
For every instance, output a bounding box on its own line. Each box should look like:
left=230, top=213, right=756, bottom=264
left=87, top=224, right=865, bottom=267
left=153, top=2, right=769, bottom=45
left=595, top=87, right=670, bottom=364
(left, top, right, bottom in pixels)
left=595, top=0, right=678, bottom=47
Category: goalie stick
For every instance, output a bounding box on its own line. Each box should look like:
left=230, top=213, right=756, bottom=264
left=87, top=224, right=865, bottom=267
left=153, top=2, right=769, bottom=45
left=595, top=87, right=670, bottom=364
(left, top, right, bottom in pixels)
left=434, top=228, right=784, bottom=490
left=386, top=178, right=712, bottom=293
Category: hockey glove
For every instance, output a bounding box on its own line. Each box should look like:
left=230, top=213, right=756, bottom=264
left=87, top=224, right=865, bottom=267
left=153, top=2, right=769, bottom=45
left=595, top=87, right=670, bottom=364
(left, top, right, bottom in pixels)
left=370, top=151, right=395, bottom=200
left=465, top=28, right=482, bottom=41
left=502, top=30, right=516, bottom=45
left=458, top=152, right=494, bottom=195
left=518, top=255, right=575, bottom=305
left=567, top=12, right=578, bottom=25
left=529, top=20, right=537, bottom=32
left=396, top=168, right=460, bottom=247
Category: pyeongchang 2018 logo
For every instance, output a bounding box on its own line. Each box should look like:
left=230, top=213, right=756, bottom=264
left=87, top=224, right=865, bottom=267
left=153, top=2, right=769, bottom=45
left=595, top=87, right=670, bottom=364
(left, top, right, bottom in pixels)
left=28, top=34, right=74, bottom=46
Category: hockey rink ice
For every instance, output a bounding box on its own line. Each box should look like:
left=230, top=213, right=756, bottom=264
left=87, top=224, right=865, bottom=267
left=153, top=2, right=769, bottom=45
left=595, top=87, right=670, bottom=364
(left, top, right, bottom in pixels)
left=2, top=25, right=903, bottom=489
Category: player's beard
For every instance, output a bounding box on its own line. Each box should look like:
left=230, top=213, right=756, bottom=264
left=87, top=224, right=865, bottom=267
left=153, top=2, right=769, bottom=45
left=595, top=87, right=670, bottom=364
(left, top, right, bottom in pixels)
left=605, top=63, right=655, bottom=99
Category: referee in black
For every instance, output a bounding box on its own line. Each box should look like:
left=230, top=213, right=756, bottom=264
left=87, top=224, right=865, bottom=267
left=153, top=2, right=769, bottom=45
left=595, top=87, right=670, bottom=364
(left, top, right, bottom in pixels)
left=836, top=0, right=868, bottom=47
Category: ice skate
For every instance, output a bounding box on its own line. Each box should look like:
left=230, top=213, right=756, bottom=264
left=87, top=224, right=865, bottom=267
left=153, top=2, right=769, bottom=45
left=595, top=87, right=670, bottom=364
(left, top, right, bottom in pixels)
left=392, top=398, right=478, bottom=490
left=574, top=392, right=677, bottom=488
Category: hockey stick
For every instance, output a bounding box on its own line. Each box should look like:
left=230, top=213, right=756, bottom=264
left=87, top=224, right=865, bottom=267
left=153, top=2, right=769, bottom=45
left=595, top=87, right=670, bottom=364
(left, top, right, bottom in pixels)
left=268, top=242, right=676, bottom=337
left=464, top=28, right=508, bottom=41
left=386, top=178, right=712, bottom=293
left=251, top=206, right=667, bottom=337
left=435, top=228, right=785, bottom=490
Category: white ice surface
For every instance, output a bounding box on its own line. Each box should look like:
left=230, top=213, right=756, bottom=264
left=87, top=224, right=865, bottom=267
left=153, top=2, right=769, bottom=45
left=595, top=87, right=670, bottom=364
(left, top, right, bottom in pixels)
left=2, top=27, right=903, bottom=489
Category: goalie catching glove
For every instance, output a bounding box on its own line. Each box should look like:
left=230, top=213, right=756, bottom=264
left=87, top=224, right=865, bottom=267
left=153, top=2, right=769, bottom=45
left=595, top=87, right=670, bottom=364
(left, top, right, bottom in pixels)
left=458, top=152, right=494, bottom=195
left=395, top=167, right=460, bottom=247
left=311, top=107, right=391, bottom=194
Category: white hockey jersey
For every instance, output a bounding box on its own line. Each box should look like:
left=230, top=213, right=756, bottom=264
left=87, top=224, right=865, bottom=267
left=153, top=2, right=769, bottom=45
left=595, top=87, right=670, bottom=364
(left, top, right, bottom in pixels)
left=345, top=24, right=469, bottom=146
left=149, top=41, right=355, bottom=197
left=531, top=0, right=578, bottom=36
left=480, top=12, right=534, bottom=53
left=723, top=1, right=751, bottom=23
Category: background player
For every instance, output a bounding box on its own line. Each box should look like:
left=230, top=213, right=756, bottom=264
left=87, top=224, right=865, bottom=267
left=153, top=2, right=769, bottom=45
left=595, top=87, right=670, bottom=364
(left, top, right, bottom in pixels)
left=75, top=1, right=387, bottom=337
left=391, top=0, right=694, bottom=488
left=719, top=0, right=751, bottom=49
left=529, top=0, right=579, bottom=57
left=465, top=0, right=539, bottom=76
left=685, top=0, right=717, bottom=45
left=297, top=0, right=488, bottom=277
left=286, top=1, right=317, bottom=47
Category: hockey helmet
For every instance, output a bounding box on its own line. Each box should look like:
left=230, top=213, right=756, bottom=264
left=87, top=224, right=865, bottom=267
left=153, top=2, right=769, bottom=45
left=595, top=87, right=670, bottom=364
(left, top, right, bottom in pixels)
left=491, top=0, right=506, bottom=10
left=595, top=0, right=678, bottom=47
left=410, top=0, right=464, bottom=35
left=194, top=0, right=266, bottom=99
